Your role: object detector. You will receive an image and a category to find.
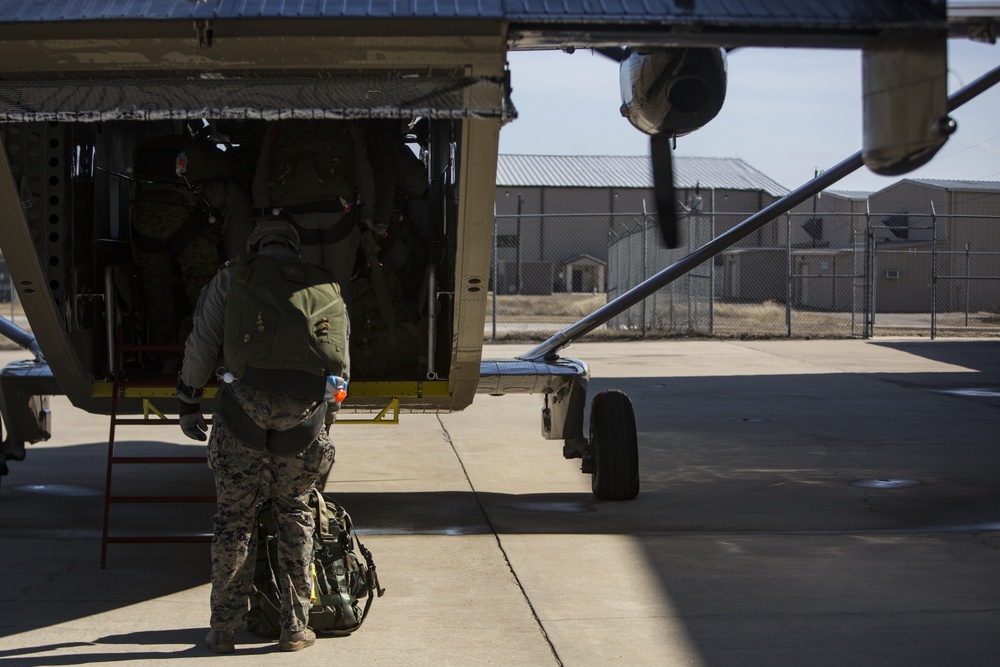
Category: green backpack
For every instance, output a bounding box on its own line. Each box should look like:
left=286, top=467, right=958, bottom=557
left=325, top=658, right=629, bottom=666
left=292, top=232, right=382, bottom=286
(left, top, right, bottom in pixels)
left=247, top=490, right=384, bottom=638
left=223, top=253, right=348, bottom=400
left=266, top=120, right=357, bottom=208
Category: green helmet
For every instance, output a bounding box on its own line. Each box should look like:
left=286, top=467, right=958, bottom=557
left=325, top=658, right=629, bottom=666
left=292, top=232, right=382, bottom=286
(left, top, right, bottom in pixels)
left=247, top=218, right=299, bottom=253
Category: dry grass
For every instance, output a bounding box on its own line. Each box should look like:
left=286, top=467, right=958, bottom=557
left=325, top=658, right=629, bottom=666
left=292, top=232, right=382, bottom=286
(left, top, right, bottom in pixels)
left=1, top=296, right=995, bottom=351
left=487, top=292, right=607, bottom=321
left=483, top=295, right=1000, bottom=342
left=713, top=300, right=784, bottom=321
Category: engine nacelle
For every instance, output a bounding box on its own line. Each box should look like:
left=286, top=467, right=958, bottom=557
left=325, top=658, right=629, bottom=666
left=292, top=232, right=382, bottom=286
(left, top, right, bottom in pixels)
left=862, top=30, right=952, bottom=176
left=619, top=47, right=728, bottom=138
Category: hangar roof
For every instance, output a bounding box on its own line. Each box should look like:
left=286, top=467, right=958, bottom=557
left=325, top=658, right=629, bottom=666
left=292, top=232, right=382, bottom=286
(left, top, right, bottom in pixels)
left=497, top=154, right=788, bottom=197
left=905, top=179, right=1000, bottom=192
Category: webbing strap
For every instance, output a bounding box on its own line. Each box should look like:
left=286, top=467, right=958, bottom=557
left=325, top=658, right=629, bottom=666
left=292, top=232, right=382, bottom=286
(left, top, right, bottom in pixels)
left=314, top=488, right=332, bottom=541
left=217, top=383, right=325, bottom=455
left=359, top=231, right=399, bottom=334
left=312, top=489, right=384, bottom=628
left=288, top=208, right=358, bottom=246
left=166, top=205, right=215, bottom=256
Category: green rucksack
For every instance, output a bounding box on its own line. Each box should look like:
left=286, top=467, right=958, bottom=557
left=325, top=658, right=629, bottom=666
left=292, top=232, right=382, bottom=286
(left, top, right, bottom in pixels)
left=223, top=253, right=348, bottom=401
left=266, top=120, right=358, bottom=208
left=246, top=490, right=384, bottom=638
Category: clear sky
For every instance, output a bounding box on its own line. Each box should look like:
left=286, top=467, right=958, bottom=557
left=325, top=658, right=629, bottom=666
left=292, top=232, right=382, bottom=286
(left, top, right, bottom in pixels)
left=498, top=39, right=1000, bottom=194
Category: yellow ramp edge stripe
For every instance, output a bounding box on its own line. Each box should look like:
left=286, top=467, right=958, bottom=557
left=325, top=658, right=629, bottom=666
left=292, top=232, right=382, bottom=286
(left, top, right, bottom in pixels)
left=91, top=380, right=450, bottom=399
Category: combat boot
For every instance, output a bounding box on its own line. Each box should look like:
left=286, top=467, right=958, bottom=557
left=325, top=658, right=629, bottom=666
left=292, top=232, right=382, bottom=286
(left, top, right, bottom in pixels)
left=204, top=629, right=235, bottom=654
left=279, top=627, right=316, bottom=651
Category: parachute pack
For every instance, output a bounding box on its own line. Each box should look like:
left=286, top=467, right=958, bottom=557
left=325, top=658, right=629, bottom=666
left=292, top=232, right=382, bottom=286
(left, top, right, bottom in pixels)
left=223, top=253, right=348, bottom=401
left=266, top=119, right=358, bottom=209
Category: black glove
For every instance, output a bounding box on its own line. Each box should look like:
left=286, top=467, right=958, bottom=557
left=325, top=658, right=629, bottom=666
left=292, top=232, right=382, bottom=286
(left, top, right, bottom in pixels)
left=177, top=379, right=207, bottom=441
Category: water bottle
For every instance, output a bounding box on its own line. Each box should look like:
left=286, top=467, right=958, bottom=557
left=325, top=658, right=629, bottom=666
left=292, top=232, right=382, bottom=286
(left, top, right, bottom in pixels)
left=324, top=375, right=348, bottom=403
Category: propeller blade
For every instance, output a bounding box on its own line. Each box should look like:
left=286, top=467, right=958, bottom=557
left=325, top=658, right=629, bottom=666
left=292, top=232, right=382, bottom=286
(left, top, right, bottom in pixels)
left=650, top=133, right=680, bottom=248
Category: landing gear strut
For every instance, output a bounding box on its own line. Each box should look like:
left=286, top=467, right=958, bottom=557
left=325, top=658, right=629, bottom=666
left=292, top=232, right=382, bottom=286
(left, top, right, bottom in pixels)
left=587, top=389, right=639, bottom=501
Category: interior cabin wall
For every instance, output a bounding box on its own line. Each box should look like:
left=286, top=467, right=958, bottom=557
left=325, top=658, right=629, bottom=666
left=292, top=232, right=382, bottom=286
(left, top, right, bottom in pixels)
left=4, top=117, right=457, bottom=385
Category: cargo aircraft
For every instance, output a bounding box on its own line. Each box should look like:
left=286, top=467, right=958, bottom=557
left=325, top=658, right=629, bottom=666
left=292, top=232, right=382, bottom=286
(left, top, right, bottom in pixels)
left=0, top=1, right=996, bottom=505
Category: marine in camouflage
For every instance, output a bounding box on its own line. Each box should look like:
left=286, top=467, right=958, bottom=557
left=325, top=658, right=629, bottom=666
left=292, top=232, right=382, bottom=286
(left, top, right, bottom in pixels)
left=130, top=183, right=223, bottom=347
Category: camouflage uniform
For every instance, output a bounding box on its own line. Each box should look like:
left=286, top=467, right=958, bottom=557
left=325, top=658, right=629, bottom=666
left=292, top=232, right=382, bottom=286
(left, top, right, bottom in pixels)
left=130, top=183, right=223, bottom=347
left=180, top=239, right=337, bottom=636
left=207, top=381, right=335, bottom=632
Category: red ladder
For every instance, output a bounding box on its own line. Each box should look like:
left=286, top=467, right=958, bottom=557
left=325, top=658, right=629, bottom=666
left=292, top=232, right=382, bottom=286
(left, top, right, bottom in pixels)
left=100, top=327, right=215, bottom=568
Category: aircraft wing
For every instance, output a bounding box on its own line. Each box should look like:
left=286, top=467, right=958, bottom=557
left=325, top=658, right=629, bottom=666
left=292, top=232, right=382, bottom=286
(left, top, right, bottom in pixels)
left=0, top=1, right=949, bottom=124
left=506, top=0, right=947, bottom=49
left=0, top=0, right=949, bottom=50
left=0, top=0, right=946, bottom=27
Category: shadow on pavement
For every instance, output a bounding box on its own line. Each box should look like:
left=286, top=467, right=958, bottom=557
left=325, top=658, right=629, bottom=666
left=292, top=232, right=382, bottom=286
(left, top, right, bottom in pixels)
left=2, top=341, right=999, bottom=664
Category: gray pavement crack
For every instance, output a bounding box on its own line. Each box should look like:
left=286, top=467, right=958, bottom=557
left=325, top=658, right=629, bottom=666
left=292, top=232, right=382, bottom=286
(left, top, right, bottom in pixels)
left=436, top=415, right=564, bottom=667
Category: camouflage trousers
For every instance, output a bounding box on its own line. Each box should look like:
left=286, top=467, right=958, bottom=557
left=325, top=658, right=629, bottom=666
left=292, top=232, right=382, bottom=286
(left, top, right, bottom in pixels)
left=206, top=383, right=335, bottom=633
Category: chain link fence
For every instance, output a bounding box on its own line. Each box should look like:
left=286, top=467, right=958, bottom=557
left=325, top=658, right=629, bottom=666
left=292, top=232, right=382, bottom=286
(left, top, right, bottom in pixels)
left=487, top=207, right=1000, bottom=341
left=870, top=212, right=1000, bottom=337
left=2, top=207, right=997, bottom=345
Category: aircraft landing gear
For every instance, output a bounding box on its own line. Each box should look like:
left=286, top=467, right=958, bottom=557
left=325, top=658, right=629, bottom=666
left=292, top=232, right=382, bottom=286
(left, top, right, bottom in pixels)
left=586, top=389, right=639, bottom=501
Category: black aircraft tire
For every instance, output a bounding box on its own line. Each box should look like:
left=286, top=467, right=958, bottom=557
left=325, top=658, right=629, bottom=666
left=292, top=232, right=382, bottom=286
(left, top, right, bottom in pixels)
left=589, top=389, right=639, bottom=501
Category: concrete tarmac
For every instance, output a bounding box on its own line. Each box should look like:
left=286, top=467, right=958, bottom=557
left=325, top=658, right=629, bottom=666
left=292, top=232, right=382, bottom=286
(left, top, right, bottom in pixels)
left=0, top=338, right=999, bottom=666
